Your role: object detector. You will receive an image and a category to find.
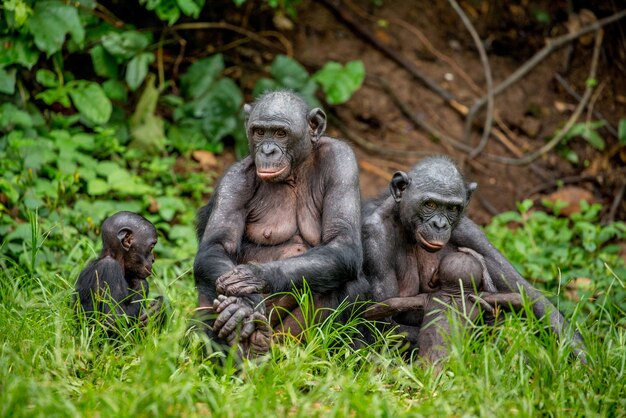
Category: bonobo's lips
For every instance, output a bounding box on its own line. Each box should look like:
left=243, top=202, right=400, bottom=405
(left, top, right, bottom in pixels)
left=257, top=165, right=287, bottom=180
left=417, top=233, right=444, bottom=252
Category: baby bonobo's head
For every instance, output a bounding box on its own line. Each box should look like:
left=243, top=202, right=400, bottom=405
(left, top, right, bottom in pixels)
left=432, top=251, right=483, bottom=293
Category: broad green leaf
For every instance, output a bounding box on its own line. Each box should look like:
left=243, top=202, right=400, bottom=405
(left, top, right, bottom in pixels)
left=196, top=78, right=243, bottom=141
left=87, top=178, right=109, bottom=195
left=582, top=126, right=605, bottom=150
left=176, top=0, right=203, bottom=17
left=0, top=103, right=33, bottom=129
left=27, top=1, right=85, bottom=56
left=36, top=87, right=71, bottom=107
left=0, top=67, right=16, bottom=94
left=35, top=69, right=58, bottom=88
left=102, top=79, right=128, bottom=101
left=0, top=37, right=39, bottom=68
left=618, top=119, right=626, bottom=146
left=126, top=52, right=155, bottom=91
left=130, top=75, right=165, bottom=153
left=101, top=31, right=151, bottom=60
left=156, top=196, right=186, bottom=221
left=180, top=54, right=224, bottom=99
left=313, top=60, right=365, bottom=105
left=90, top=45, right=118, bottom=78
left=271, top=54, right=310, bottom=90
left=68, top=81, right=112, bottom=125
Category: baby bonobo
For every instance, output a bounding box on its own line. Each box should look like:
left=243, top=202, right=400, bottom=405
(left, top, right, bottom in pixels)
left=365, top=248, right=523, bottom=365
left=75, top=211, right=164, bottom=334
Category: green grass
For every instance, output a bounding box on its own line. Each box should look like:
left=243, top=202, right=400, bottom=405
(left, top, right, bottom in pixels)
left=1, top=244, right=625, bottom=418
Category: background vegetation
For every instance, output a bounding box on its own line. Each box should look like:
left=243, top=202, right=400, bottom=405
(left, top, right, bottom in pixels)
left=1, top=0, right=625, bottom=416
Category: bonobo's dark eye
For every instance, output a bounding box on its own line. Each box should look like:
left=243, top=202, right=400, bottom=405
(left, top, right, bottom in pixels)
left=448, top=205, right=461, bottom=215
left=254, top=128, right=265, bottom=136
left=275, top=128, right=287, bottom=138
left=424, top=201, right=437, bottom=210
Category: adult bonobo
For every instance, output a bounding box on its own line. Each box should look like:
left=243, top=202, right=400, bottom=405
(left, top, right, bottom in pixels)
left=194, top=90, right=365, bottom=352
left=75, top=211, right=164, bottom=334
left=362, top=156, right=586, bottom=362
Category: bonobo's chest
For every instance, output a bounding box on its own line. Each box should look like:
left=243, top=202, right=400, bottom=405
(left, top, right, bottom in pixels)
left=396, top=246, right=451, bottom=296
left=245, top=180, right=322, bottom=247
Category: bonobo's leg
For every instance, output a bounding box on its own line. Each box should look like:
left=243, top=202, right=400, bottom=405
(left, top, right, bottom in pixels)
left=452, top=217, right=587, bottom=362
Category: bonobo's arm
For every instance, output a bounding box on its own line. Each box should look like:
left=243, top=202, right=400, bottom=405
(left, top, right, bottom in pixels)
left=193, top=159, right=257, bottom=306
left=217, top=140, right=363, bottom=296
left=451, top=216, right=587, bottom=360
left=476, top=292, right=524, bottom=312
left=364, top=295, right=428, bottom=320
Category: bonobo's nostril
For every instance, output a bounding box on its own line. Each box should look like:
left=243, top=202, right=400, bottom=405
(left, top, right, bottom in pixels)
left=261, top=143, right=278, bottom=157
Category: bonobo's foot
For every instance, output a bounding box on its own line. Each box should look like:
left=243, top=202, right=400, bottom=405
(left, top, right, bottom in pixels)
left=242, top=312, right=272, bottom=358
left=216, top=265, right=268, bottom=296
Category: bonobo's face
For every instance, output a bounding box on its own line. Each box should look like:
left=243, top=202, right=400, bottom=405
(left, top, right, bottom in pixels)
left=391, top=158, right=475, bottom=253
left=245, top=92, right=326, bottom=183
left=124, top=228, right=157, bottom=280
left=399, top=185, right=465, bottom=252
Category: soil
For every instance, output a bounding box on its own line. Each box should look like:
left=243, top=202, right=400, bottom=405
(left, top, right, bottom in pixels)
left=278, top=0, right=626, bottom=224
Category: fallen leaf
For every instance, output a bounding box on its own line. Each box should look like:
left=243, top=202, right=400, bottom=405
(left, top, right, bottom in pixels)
left=543, top=186, right=597, bottom=216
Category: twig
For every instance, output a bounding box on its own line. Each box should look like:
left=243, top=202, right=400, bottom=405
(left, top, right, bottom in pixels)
left=170, top=22, right=292, bottom=56
left=484, top=30, right=604, bottom=165
left=554, top=73, right=617, bottom=136
left=370, top=76, right=474, bottom=153
left=607, top=181, right=626, bottom=224
left=585, top=80, right=607, bottom=123
left=317, top=0, right=461, bottom=106
left=328, top=114, right=431, bottom=159
left=343, top=0, right=483, bottom=95
left=447, top=0, right=494, bottom=159
left=465, top=9, right=626, bottom=136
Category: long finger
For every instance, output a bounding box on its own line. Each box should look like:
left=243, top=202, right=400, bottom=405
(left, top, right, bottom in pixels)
left=213, top=304, right=240, bottom=332
left=218, top=309, right=249, bottom=339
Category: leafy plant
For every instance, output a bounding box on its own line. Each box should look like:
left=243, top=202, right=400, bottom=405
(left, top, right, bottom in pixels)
left=485, top=199, right=626, bottom=316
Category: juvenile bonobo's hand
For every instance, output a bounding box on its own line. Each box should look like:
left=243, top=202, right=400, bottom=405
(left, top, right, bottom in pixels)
left=215, top=265, right=267, bottom=296
left=139, top=296, right=163, bottom=326
left=212, top=295, right=259, bottom=341
left=468, top=293, right=496, bottom=314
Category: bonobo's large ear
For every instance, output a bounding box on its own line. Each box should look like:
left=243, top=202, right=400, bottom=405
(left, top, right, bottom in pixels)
left=390, top=171, right=410, bottom=203
left=118, top=228, right=133, bottom=251
left=243, top=103, right=252, bottom=125
left=308, top=108, right=327, bottom=142
left=466, top=182, right=477, bottom=203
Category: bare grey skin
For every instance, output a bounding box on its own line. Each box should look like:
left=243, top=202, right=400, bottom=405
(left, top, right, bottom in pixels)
left=193, top=90, right=367, bottom=356
left=365, top=249, right=524, bottom=366
left=75, top=211, right=164, bottom=335
left=361, top=156, right=586, bottom=363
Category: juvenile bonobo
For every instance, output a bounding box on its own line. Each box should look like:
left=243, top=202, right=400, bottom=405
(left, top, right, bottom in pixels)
left=194, top=90, right=366, bottom=352
left=75, top=211, right=164, bottom=334
left=365, top=249, right=523, bottom=365
left=362, top=156, right=586, bottom=361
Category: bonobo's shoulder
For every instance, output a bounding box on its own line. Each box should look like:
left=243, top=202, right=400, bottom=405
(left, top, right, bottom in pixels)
left=317, top=136, right=357, bottom=159
left=316, top=137, right=358, bottom=175
left=362, top=198, right=394, bottom=242
left=222, top=156, right=255, bottom=177
left=217, top=157, right=256, bottom=188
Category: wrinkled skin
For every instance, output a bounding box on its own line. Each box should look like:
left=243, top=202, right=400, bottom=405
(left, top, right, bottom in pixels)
left=75, top=211, right=165, bottom=335
left=362, top=156, right=586, bottom=363
left=193, top=90, right=366, bottom=356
